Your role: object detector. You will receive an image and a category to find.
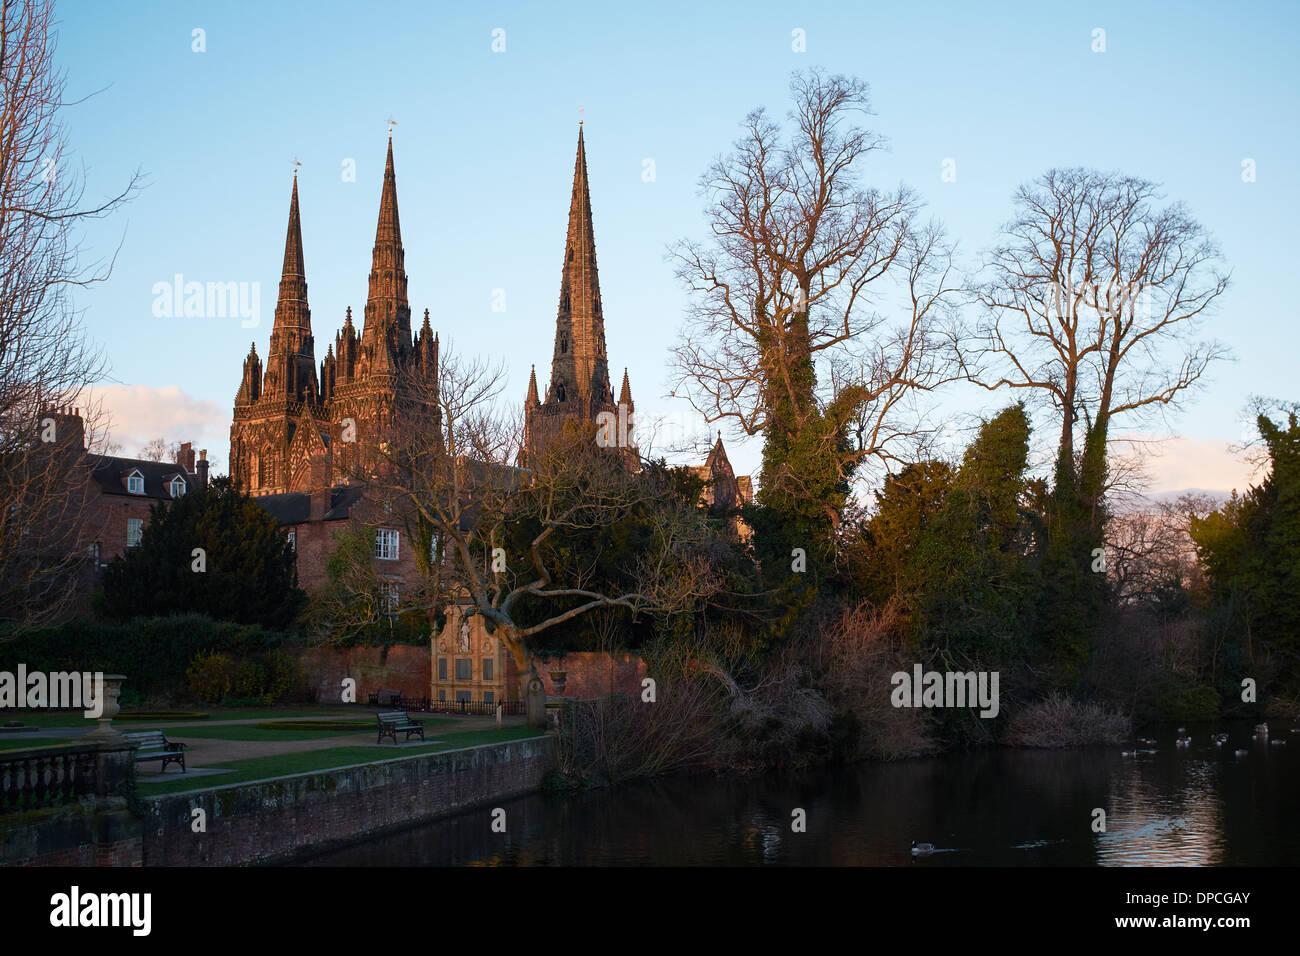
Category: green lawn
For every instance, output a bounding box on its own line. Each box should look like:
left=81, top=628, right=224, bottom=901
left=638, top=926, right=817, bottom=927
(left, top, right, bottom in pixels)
left=136, top=727, right=548, bottom=796
left=0, top=706, right=379, bottom=730
left=164, top=718, right=453, bottom=742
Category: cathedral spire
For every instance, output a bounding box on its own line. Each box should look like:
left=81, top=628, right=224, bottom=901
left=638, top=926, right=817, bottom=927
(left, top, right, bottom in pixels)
left=363, top=135, right=410, bottom=354
left=549, top=122, right=611, bottom=408
left=265, top=173, right=318, bottom=403
left=272, top=173, right=310, bottom=338
left=527, top=365, right=540, bottom=406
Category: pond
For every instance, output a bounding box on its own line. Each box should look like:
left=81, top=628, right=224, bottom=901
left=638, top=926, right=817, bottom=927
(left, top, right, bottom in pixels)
left=294, top=720, right=1298, bottom=866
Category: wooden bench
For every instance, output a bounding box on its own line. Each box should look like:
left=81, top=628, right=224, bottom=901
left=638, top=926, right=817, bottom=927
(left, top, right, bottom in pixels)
left=124, top=730, right=188, bottom=773
left=376, top=711, right=425, bottom=745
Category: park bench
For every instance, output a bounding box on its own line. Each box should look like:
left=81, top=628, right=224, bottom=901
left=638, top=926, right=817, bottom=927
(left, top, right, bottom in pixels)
left=124, top=730, right=188, bottom=773
left=376, top=711, right=425, bottom=745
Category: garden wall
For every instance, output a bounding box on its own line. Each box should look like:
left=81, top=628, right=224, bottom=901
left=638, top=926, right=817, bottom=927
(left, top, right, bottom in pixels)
left=139, top=735, right=555, bottom=866
left=292, top=645, right=430, bottom=703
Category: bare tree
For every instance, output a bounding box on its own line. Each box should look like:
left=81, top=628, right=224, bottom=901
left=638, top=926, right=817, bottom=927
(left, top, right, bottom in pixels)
left=0, top=0, right=140, bottom=633
left=137, top=437, right=180, bottom=462
left=347, top=345, right=725, bottom=728
left=959, top=168, right=1229, bottom=530
left=670, top=70, right=958, bottom=532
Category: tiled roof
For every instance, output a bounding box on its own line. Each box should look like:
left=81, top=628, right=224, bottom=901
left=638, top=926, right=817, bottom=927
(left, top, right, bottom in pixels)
left=89, top=455, right=193, bottom=500
left=254, top=485, right=366, bottom=525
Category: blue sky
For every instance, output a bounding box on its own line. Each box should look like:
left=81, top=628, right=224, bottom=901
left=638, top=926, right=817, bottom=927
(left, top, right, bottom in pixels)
left=56, top=0, right=1299, bottom=494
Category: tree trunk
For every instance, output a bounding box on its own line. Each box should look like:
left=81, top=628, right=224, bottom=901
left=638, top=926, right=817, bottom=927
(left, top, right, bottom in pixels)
left=500, top=626, right=548, bottom=729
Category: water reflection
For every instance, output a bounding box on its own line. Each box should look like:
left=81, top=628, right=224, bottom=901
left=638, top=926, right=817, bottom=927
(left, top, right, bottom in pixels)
left=294, top=721, right=1296, bottom=867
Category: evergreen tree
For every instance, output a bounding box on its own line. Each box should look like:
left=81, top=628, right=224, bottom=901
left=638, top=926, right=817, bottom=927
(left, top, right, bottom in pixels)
left=97, top=477, right=303, bottom=629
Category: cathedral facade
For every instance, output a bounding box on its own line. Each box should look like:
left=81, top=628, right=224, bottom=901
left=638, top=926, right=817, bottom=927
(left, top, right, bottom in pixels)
left=230, top=138, right=440, bottom=497
left=231, top=125, right=636, bottom=496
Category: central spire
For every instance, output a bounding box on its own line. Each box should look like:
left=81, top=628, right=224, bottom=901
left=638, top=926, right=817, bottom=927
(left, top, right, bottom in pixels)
left=549, top=123, right=611, bottom=409
left=363, top=135, right=410, bottom=355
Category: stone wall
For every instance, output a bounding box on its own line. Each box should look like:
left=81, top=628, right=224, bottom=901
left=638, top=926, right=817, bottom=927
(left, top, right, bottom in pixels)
left=140, top=735, right=555, bottom=866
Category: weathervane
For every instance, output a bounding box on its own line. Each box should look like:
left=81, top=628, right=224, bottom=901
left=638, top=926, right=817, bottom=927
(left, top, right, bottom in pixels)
left=578, top=106, right=583, bottom=126
left=292, top=156, right=301, bottom=175
left=387, top=115, right=397, bottom=135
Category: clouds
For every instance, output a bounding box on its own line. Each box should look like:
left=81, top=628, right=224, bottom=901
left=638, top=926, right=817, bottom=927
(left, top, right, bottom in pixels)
left=88, top=384, right=230, bottom=472
left=1128, top=434, right=1263, bottom=498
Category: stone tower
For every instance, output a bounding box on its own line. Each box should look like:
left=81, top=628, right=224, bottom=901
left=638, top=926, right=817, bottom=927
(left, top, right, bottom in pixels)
left=523, top=123, right=635, bottom=468
left=230, top=172, right=323, bottom=494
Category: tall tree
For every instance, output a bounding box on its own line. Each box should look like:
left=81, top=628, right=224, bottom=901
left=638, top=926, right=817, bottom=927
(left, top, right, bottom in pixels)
left=670, top=70, right=957, bottom=580
left=911, top=405, right=1038, bottom=667
left=1191, top=406, right=1300, bottom=692
left=97, top=477, right=304, bottom=630
left=961, top=169, right=1229, bottom=682
left=0, top=0, right=140, bottom=633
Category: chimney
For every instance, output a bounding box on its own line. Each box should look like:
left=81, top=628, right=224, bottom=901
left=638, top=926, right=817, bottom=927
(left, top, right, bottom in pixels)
left=177, top=441, right=196, bottom=472
left=45, top=405, right=86, bottom=451
left=197, top=449, right=209, bottom=490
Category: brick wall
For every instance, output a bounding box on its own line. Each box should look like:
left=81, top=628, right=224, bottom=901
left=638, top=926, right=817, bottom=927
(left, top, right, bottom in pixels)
left=292, top=645, right=431, bottom=702
left=1, top=803, right=143, bottom=868
left=140, top=736, right=555, bottom=866
left=521, top=650, right=647, bottom=700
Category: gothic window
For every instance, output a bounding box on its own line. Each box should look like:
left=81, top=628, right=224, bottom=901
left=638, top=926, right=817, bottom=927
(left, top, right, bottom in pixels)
left=567, top=247, right=573, bottom=262
left=560, top=335, right=568, bottom=354
left=556, top=382, right=567, bottom=402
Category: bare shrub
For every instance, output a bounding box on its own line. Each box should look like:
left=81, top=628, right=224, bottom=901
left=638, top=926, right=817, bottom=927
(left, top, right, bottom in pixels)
left=555, top=678, right=727, bottom=784
left=805, top=600, right=939, bottom=760
left=1003, top=692, right=1130, bottom=748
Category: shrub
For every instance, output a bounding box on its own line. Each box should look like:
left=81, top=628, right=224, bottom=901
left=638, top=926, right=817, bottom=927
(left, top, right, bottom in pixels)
left=1150, top=675, right=1221, bottom=723
left=0, top=614, right=297, bottom=702
left=1003, top=692, right=1131, bottom=748
left=186, top=651, right=235, bottom=704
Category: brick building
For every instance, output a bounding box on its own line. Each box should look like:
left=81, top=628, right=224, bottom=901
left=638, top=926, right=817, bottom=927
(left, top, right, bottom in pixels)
left=35, top=407, right=209, bottom=568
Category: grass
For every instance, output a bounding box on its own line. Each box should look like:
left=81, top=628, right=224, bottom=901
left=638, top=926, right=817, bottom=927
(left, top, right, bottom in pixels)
left=136, top=727, right=547, bottom=796
left=0, top=705, right=374, bottom=730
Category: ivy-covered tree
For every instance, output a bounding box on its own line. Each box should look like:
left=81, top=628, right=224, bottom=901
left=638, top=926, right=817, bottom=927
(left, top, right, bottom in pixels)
left=96, top=476, right=303, bottom=629
left=910, top=405, right=1039, bottom=667
left=1191, top=407, right=1300, bottom=694
left=843, top=459, right=955, bottom=609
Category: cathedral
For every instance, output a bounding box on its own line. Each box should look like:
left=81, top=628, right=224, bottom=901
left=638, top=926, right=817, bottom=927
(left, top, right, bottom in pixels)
left=231, top=124, right=636, bottom=494
left=229, top=136, right=441, bottom=496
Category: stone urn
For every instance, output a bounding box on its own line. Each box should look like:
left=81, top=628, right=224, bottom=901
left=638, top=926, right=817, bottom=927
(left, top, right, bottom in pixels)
left=549, top=670, right=568, bottom=697
left=84, top=674, right=127, bottom=744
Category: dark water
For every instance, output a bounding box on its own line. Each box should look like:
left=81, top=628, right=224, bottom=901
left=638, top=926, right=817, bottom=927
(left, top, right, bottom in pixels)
left=296, top=721, right=1298, bottom=866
